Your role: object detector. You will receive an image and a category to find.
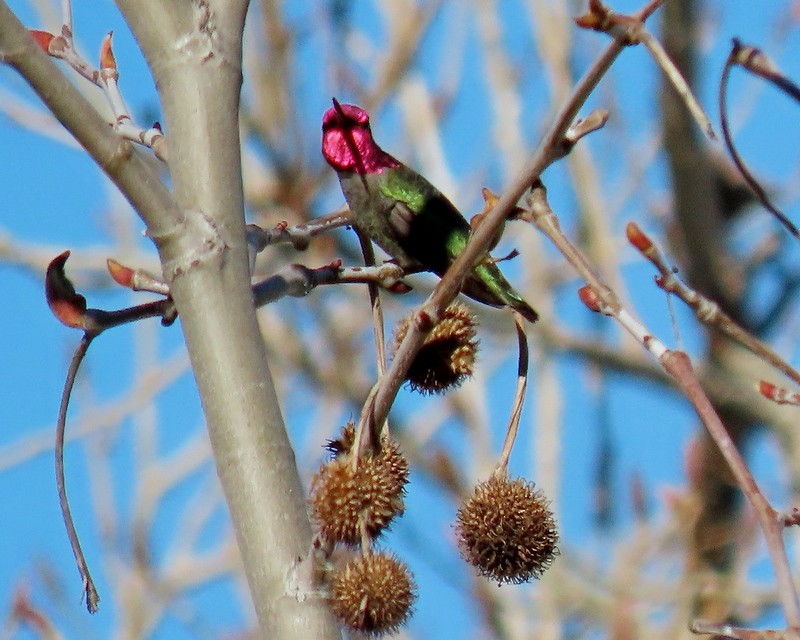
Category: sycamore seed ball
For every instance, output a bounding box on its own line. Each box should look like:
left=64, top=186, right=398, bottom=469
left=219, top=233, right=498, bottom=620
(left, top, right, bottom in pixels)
left=329, top=551, right=416, bottom=636
left=456, top=475, right=559, bottom=584
left=311, top=423, right=409, bottom=546
left=392, top=302, right=479, bottom=395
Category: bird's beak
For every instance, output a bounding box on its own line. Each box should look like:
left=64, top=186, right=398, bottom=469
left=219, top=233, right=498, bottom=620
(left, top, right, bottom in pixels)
left=332, top=97, right=346, bottom=119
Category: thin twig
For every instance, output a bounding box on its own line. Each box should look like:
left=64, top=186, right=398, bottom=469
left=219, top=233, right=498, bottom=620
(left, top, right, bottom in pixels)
left=692, top=619, right=800, bottom=639
left=719, top=39, right=800, bottom=238
left=495, top=312, right=529, bottom=475
left=55, top=334, right=100, bottom=613
left=366, top=30, right=631, bottom=434
left=356, top=229, right=387, bottom=376
left=577, top=0, right=714, bottom=139
left=668, top=352, right=800, bottom=628
left=60, top=0, right=72, bottom=36
left=638, top=28, right=715, bottom=139
left=251, top=261, right=410, bottom=308
left=627, top=222, right=800, bottom=388
left=524, top=184, right=800, bottom=629
left=247, top=207, right=351, bottom=252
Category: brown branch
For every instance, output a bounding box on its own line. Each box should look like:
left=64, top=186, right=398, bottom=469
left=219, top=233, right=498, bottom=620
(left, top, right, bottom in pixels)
left=356, top=229, right=388, bottom=376
left=665, top=352, right=800, bottom=628
left=521, top=182, right=800, bottom=630
left=691, top=619, right=800, bottom=639
left=251, top=260, right=411, bottom=308
left=719, top=39, right=799, bottom=239
left=365, top=24, right=635, bottom=435
left=55, top=335, right=99, bottom=613
left=627, top=222, right=800, bottom=388
left=495, top=312, right=529, bottom=475
left=248, top=206, right=352, bottom=252
left=0, top=4, right=182, bottom=239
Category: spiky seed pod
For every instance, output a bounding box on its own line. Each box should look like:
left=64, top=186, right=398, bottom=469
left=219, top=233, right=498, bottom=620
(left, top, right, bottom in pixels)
left=310, top=436, right=410, bottom=545
left=455, top=474, right=559, bottom=584
left=381, top=437, right=410, bottom=490
left=324, top=422, right=410, bottom=486
left=329, top=551, right=416, bottom=636
left=392, top=302, right=479, bottom=395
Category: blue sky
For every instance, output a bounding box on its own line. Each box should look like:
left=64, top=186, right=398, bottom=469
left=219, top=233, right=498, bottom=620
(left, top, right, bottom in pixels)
left=2, top=1, right=800, bottom=638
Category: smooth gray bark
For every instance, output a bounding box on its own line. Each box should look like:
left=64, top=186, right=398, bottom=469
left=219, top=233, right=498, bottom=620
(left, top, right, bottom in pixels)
left=113, top=2, right=340, bottom=637
left=0, top=1, right=340, bottom=637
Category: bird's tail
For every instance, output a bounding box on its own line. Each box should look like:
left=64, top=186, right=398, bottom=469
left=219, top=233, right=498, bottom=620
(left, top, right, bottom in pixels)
left=506, top=293, right=538, bottom=323
left=461, top=261, right=538, bottom=323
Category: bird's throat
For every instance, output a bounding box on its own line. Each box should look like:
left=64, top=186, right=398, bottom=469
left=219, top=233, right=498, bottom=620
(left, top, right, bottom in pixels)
left=322, top=127, right=399, bottom=175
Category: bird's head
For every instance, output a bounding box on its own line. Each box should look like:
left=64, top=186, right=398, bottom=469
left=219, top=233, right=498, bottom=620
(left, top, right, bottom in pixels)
left=321, top=98, right=398, bottom=174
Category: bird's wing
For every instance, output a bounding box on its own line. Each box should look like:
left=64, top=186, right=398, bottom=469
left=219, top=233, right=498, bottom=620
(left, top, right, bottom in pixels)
left=383, top=198, right=415, bottom=240
left=378, top=166, right=473, bottom=274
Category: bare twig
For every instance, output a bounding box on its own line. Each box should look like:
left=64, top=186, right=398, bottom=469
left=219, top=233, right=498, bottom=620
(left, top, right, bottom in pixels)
left=55, top=335, right=100, bottom=613
left=576, top=0, right=714, bottom=139
left=251, top=260, right=411, bottom=308
left=719, top=39, right=800, bottom=238
left=357, top=229, right=387, bottom=375
left=758, top=381, right=800, bottom=406
left=247, top=207, right=351, bottom=251
left=469, top=129, right=800, bottom=627
left=638, top=28, right=715, bottom=139
left=366, top=21, right=635, bottom=435
left=523, top=183, right=800, bottom=630
left=495, top=312, right=529, bottom=475
left=691, top=619, right=800, bottom=639
left=105, top=252, right=411, bottom=314
left=665, top=352, right=800, bottom=627
left=0, top=5, right=182, bottom=239
left=626, top=222, right=800, bottom=388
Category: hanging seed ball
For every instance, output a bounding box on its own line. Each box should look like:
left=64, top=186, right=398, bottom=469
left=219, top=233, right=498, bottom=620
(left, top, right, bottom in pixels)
left=311, top=427, right=410, bottom=545
left=329, top=551, right=417, bottom=636
left=392, top=302, right=479, bottom=395
left=455, top=474, right=559, bottom=584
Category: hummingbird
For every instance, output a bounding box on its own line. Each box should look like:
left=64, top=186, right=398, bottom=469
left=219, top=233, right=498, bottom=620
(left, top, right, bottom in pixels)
left=321, top=99, right=537, bottom=323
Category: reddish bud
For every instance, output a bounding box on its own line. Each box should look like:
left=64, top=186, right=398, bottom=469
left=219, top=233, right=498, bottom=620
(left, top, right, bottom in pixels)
left=106, top=259, right=134, bottom=288
left=759, top=380, right=777, bottom=399
left=578, top=285, right=602, bottom=313
left=29, top=30, right=55, bottom=53
left=470, top=188, right=503, bottom=250
left=626, top=222, right=653, bottom=252
left=757, top=380, right=800, bottom=405
left=46, top=251, right=87, bottom=329
left=574, top=13, right=603, bottom=29
left=782, top=508, right=800, bottom=527
left=481, top=187, right=500, bottom=209
left=99, top=32, right=116, bottom=71
left=574, top=0, right=608, bottom=30
left=469, top=211, right=486, bottom=233
left=387, top=281, right=412, bottom=294
left=731, top=39, right=779, bottom=76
